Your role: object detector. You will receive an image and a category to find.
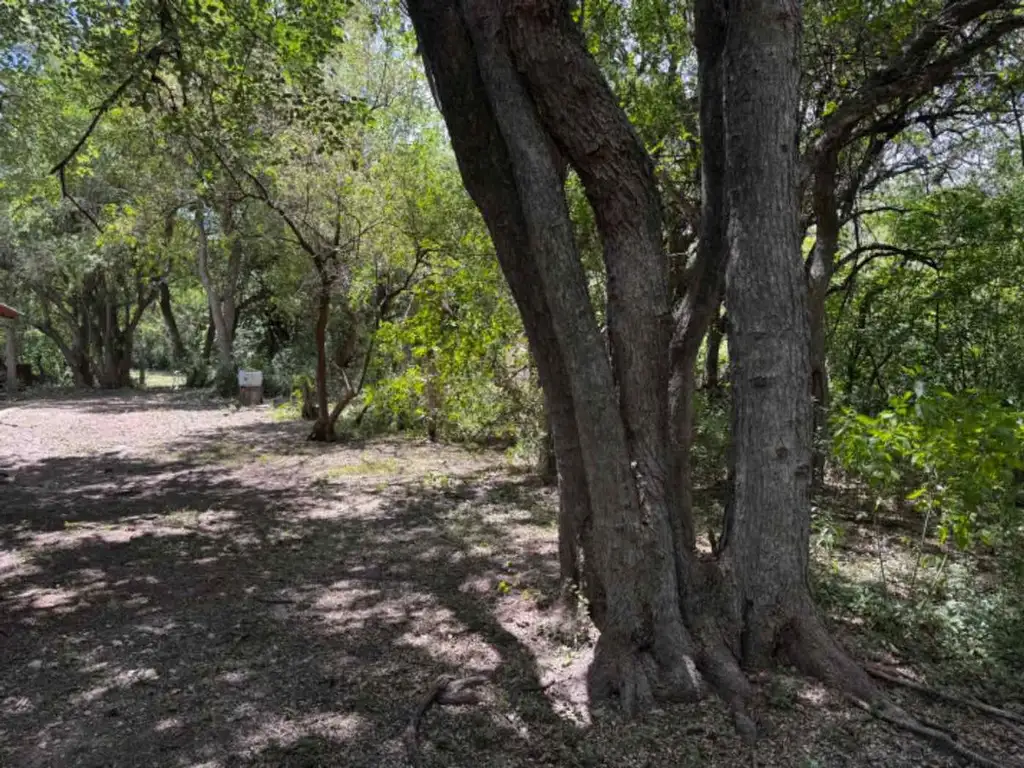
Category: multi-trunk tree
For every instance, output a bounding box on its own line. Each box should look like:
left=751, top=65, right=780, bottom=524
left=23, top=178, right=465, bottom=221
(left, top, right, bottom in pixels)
left=409, top=0, right=825, bottom=715
left=407, top=2, right=1005, bottom=762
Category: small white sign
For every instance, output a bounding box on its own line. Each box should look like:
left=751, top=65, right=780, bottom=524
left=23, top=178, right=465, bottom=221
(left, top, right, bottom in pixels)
left=238, top=370, right=263, bottom=387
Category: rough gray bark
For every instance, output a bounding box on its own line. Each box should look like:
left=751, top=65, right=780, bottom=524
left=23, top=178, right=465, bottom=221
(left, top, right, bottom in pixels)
left=408, top=0, right=595, bottom=604
left=668, top=0, right=729, bottom=551
left=720, top=0, right=814, bottom=660
left=468, top=0, right=698, bottom=709
left=408, top=0, right=897, bottom=729
left=716, top=2, right=876, bottom=702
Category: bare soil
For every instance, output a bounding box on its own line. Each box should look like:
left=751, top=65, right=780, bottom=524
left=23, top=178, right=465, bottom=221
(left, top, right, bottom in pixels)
left=1, top=390, right=1021, bottom=767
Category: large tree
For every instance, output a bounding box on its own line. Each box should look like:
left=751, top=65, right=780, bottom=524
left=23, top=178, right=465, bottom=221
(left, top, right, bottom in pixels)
left=406, top=2, right=1004, bottom=762
left=408, top=0, right=816, bottom=713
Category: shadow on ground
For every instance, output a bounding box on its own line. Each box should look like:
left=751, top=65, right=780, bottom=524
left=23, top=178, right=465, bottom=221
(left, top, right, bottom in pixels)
left=4, top=394, right=1022, bottom=768
left=1, top=387, right=234, bottom=415
left=0, top=428, right=595, bottom=767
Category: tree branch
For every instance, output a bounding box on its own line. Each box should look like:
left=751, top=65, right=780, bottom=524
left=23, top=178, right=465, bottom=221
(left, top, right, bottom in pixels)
left=829, top=243, right=940, bottom=297
left=807, top=1, right=1024, bottom=172
left=50, top=42, right=166, bottom=178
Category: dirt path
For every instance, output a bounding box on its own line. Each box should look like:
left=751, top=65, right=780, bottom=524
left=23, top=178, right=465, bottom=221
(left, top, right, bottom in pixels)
left=1, top=392, right=1019, bottom=767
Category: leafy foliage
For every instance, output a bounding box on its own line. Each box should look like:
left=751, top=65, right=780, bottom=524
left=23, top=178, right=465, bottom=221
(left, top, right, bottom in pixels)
left=832, top=388, right=1024, bottom=549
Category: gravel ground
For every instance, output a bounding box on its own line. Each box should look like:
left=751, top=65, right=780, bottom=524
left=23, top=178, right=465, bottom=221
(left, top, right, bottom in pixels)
left=1, top=390, right=1021, bottom=768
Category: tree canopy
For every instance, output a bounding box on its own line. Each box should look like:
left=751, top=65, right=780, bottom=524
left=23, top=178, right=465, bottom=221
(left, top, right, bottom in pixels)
left=2, top=0, right=1024, bottom=764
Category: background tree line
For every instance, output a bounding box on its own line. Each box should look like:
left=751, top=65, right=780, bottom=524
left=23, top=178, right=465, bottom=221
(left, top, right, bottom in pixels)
left=1, top=0, right=1023, bottom=759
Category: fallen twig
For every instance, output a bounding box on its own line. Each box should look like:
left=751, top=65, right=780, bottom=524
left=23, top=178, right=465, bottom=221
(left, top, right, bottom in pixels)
left=849, top=696, right=1013, bottom=768
left=866, top=663, right=1024, bottom=726
left=404, top=675, right=489, bottom=766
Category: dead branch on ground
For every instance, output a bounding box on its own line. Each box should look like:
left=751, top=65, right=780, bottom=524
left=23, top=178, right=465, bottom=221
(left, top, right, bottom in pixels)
left=848, top=696, right=1011, bottom=768
left=866, top=663, right=1024, bottom=726
left=404, top=675, right=489, bottom=766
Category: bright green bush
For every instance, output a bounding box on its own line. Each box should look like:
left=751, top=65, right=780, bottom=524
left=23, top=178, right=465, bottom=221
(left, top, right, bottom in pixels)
left=831, top=386, right=1024, bottom=549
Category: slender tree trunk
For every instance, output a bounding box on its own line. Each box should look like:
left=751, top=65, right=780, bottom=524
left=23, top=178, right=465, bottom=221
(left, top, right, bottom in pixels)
left=668, top=0, right=729, bottom=551
left=424, top=349, right=441, bottom=442
left=202, top=313, right=215, bottom=361
left=220, top=200, right=243, bottom=340
left=536, top=407, right=558, bottom=486
left=195, top=206, right=235, bottom=384
left=69, top=331, right=94, bottom=388
left=705, top=311, right=724, bottom=394
left=61, top=303, right=95, bottom=389
left=158, top=281, right=187, bottom=364
left=4, top=322, right=16, bottom=395
left=98, top=289, right=122, bottom=388
left=186, top=312, right=216, bottom=388
left=409, top=0, right=594, bottom=599
left=806, top=155, right=840, bottom=484
left=309, top=279, right=335, bottom=442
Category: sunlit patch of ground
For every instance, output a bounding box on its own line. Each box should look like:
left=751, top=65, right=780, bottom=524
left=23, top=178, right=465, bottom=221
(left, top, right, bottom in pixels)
left=1, top=390, right=1021, bottom=767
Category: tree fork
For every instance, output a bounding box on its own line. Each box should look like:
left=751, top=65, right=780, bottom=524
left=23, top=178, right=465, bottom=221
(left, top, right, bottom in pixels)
left=413, top=0, right=703, bottom=712
left=497, top=0, right=701, bottom=711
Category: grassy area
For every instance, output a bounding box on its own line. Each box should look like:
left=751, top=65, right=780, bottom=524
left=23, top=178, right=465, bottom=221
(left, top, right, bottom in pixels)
left=132, top=369, right=186, bottom=389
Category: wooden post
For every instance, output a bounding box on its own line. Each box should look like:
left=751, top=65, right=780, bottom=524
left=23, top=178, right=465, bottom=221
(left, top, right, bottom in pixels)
left=5, top=320, right=16, bottom=395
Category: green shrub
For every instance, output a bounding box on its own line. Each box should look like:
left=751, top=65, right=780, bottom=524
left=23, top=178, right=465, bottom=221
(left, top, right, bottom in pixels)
left=831, top=386, right=1024, bottom=549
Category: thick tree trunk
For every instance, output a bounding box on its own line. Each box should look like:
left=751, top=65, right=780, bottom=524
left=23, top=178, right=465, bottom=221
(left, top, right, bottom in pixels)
left=716, top=0, right=874, bottom=700
left=186, top=313, right=216, bottom=388
left=70, top=344, right=93, bottom=388
left=466, top=0, right=698, bottom=709
left=668, top=0, right=729, bottom=551
left=195, top=206, right=235, bottom=385
left=409, top=0, right=595, bottom=600
left=720, top=0, right=811, bottom=657
left=409, top=0, right=888, bottom=726
left=56, top=309, right=95, bottom=389
left=158, top=281, right=187, bottom=364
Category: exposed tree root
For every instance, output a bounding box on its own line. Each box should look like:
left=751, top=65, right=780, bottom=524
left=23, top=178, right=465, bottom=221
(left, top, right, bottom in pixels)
left=847, top=697, right=1012, bottom=768
left=865, top=663, right=1024, bottom=726
left=404, top=675, right=489, bottom=767
left=781, top=616, right=1015, bottom=768
left=694, top=636, right=757, bottom=743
